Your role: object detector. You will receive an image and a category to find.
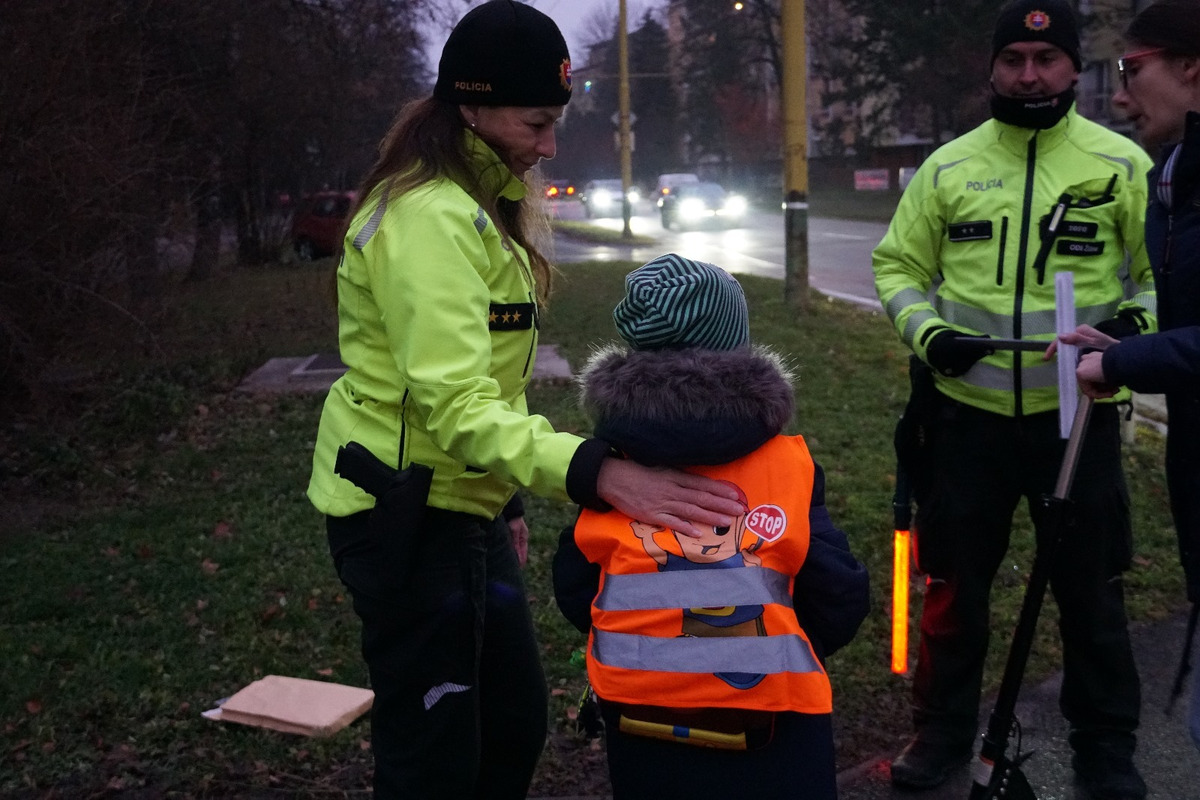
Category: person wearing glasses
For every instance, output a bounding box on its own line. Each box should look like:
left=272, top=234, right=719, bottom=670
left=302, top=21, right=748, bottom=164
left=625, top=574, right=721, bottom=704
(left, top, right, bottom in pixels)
left=1056, top=0, right=1200, bottom=754
left=872, top=0, right=1156, bottom=795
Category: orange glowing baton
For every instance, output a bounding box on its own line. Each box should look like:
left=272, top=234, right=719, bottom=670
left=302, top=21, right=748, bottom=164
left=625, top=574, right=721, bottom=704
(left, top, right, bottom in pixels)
left=891, top=527, right=910, bottom=673
left=891, top=469, right=913, bottom=675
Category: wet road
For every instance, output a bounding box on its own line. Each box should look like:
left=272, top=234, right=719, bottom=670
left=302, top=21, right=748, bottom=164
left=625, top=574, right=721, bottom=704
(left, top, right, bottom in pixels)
left=550, top=200, right=887, bottom=309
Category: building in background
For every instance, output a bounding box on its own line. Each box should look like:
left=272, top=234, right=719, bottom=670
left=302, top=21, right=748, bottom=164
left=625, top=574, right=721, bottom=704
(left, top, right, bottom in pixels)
left=555, top=0, right=1149, bottom=197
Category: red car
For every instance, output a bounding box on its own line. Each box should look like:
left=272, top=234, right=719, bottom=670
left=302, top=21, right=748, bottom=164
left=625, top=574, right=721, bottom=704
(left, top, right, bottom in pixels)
left=544, top=180, right=576, bottom=201
left=291, top=190, right=355, bottom=260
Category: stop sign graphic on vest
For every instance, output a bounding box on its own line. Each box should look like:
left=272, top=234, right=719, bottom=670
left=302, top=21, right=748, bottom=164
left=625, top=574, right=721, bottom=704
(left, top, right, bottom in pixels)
left=745, top=505, right=787, bottom=542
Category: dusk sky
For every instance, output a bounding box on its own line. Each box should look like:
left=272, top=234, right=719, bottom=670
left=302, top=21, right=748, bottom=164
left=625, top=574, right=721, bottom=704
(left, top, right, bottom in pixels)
left=431, top=1, right=664, bottom=67
left=534, top=0, right=637, bottom=58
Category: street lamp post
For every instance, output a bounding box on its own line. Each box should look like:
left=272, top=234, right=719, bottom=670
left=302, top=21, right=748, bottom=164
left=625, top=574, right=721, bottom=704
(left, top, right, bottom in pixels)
left=618, top=0, right=634, bottom=238
left=781, top=0, right=809, bottom=311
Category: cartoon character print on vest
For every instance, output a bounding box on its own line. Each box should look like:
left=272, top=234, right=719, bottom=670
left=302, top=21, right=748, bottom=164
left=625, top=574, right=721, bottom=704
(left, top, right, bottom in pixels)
left=630, top=481, right=769, bottom=689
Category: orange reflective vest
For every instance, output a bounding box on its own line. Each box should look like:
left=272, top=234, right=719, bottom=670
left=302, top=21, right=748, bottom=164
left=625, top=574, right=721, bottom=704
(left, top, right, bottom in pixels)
left=575, top=435, right=832, bottom=714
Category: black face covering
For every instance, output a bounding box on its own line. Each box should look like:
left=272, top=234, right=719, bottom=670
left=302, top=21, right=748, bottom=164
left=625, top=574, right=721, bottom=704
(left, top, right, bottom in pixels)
left=990, top=85, right=1076, bottom=129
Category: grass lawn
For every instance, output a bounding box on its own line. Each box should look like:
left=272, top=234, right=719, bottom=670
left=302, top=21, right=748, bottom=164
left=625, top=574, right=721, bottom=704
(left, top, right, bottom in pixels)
left=0, top=259, right=1183, bottom=797
left=551, top=220, right=657, bottom=246
left=807, top=187, right=905, bottom=223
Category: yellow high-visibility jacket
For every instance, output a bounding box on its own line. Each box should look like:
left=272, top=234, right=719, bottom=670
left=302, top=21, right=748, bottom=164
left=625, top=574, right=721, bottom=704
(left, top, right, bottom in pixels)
left=308, top=133, right=585, bottom=519
left=874, top=106, right=1156, bottom=416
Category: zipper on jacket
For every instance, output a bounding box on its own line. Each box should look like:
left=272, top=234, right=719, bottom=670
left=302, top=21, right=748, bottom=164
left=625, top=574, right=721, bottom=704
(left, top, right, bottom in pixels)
left=1012, top=135, right=1039, bottom=418
left=1162, top=214, right=1174, bottom=278
left=1158, top=213, right=1175, bottom=328
left=995, top=216, right=1009, bottom=285
left=398, top=388, right=410, bottom=466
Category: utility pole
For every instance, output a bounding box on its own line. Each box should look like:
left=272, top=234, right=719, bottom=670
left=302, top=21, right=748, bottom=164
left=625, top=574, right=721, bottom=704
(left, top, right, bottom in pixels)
left=617, top=0, right=634, bottom=238
left=781, top=0, right=809, bottom=311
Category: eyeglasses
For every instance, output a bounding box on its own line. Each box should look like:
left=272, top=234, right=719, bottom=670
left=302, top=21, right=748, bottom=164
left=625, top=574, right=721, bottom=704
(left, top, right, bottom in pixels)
left=1117, top=47, right=1167, bottom=89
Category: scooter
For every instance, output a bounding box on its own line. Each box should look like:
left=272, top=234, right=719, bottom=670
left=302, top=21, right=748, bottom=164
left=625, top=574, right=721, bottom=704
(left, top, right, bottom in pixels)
left=966, top=396, right=1094, bottom=800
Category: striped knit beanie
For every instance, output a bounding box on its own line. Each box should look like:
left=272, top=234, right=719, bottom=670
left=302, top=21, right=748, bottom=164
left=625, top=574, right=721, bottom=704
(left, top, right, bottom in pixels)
left=613, top=254, right=749, bottom=351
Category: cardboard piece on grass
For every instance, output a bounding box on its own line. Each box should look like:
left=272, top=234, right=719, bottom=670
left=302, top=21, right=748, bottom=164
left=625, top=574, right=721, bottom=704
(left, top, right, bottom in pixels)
left=203, top=675, right=373, bottom=737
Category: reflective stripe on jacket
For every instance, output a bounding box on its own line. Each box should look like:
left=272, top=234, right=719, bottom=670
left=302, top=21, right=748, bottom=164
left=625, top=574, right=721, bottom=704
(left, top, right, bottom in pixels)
left=873, top=106, right=1156, bottom=416
left=575, top=435, right=833, bottom=714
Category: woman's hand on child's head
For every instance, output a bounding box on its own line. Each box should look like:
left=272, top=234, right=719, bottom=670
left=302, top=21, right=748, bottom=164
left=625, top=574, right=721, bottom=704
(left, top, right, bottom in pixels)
left=597, top=459, right=743, bottom=538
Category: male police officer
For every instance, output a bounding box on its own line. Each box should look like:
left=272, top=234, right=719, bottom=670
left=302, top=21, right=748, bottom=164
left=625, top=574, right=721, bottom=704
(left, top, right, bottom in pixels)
left=873, top=1, right=1155, bottom=797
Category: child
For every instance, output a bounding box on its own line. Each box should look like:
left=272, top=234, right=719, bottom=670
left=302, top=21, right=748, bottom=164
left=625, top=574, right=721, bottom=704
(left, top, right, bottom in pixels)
left=553, top=254, right=871, bottom=800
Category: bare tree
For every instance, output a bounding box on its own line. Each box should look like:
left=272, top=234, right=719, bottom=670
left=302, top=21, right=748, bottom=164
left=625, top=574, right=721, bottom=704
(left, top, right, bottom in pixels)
left=554, top=10, right=681, bottom=186
left=0, top=0, right=444, bottom=410
left=670, top=0, right=780, bottom=180
left=825, top=0, right=999, bottom=152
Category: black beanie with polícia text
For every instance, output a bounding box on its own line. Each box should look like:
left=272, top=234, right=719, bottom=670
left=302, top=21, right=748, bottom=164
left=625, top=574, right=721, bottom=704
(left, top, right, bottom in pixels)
left=434, top=0, right=572, bottom=107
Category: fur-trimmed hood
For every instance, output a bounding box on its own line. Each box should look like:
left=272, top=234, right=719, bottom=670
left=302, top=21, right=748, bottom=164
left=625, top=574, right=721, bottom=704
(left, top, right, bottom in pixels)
left=577, top=344, right=796, bottom=466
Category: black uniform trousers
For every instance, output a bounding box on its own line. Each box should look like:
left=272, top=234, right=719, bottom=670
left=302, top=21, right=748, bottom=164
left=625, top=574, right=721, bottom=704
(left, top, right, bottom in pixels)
left=327, top=507, right=548, bottom=799
left=912, top=399, right=1140, bottom=757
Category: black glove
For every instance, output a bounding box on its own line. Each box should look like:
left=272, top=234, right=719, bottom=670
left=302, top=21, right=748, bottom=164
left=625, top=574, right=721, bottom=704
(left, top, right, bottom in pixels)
left=502, top=492, right=525, bottom=522
left=925, top=330, right=994, bottom=377
left=1093, top=310, right=1144, bottom=342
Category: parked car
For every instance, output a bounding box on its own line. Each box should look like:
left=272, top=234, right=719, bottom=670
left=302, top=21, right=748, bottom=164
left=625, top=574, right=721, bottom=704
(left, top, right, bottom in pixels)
left=658, top=181, right=748, bottom=230
left=654, top=172, right=700, bottom=199
left=578, top=179, right=641, bottom=218
left=291, top=190, right=355, bottom=260
left=544, top=179, right=576, bottom=200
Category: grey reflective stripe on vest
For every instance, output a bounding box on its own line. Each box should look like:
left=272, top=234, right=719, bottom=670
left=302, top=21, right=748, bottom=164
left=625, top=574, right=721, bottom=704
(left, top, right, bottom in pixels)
left=592, top=629, right=823, bottom=676
left=1077, top=301, right=1124, bottom=326
left=596, top=567, right=792, bottom=612
left=885, top=288, right=938, bottom=348
left=1131, top=290, right=1156, bottom=317
left=959, top=359, right=1058, bottom=391
left=902, top=311, right=939, bottom=349
left=934, top=156, right=971, bottom=189
left=352, top=188, right=390, bottom=251
left=886, top=288, right=930, bottom=325
left=937, top=297, right=1121, bottom=337
left=1091, top=151, right=1135, bottom=182
left=473, top=207, right=488, bottom=234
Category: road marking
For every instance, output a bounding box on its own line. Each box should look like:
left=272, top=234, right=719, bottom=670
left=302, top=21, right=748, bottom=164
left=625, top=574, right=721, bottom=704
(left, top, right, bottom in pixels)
left=818, top=231, right=871, bottom=241
left=820, top=289, right=882, bottom=310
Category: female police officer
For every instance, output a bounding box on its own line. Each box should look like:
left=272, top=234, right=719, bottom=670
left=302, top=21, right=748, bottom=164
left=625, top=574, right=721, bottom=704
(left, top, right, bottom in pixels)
left=306, top=3, right=743, bottom=798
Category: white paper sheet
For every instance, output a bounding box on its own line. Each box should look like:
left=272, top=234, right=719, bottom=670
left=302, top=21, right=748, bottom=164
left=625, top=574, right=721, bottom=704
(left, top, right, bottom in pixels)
left=1055, top=272, right=1077, bottom=439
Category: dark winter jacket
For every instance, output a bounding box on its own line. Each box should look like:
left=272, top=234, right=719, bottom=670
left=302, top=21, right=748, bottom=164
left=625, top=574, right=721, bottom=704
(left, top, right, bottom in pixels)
left=552, top=344, right=870, bottom=661
left=1103, top=111, right=1200, bottom=603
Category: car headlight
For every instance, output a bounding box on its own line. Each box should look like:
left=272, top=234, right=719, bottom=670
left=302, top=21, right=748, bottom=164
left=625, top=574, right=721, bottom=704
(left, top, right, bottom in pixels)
left=626, top=189, right=641, bottom=204
left=679, top=198, right=708, bottom=219
left=593, top=189, right=614, bottom=208
left=723, top=195, right=748, bottom=216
